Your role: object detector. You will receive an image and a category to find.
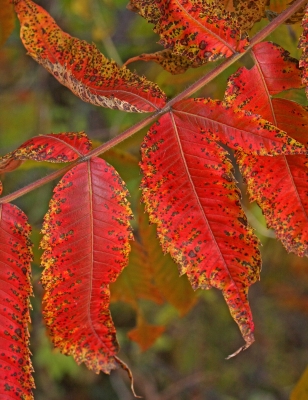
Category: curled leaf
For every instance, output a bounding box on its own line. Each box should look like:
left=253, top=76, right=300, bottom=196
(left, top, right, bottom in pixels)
left=13, top=0, right=167, bottom=112
left=0, top=132, right=91, bottom=173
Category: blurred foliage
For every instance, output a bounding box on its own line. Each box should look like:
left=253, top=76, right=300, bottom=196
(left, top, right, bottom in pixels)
left=1, top=0, right=308, bottom=399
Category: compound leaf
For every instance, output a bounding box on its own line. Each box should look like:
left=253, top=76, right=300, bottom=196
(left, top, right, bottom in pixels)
left=0, top=203, right=34, bottom=399
left=13, top=0, right=167, bottom=113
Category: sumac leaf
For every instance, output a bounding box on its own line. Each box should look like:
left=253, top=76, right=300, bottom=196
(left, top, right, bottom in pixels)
left=0, top=132, right=91, bottom=173
left=40, top=158, right=133, bottom=374
left=225, top=42, right=308, bottom=256
left=127, top=0, right=249, bottom=72
left=140, top=112, right=261, bottom=354
left=224, top=42, right=303, bottom=115
left=154, top=0, right=249, bottom=63
left=13, top=0, right=167, bottom=113
left=0, top=203, right=34, bottom=399
left=172, top=98, right=305, bottom=156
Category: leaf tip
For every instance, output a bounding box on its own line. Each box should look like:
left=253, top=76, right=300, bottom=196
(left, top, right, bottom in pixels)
left=225, top=333, right=255, bottom=360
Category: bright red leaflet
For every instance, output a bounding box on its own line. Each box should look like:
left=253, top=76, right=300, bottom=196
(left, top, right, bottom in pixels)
left=172, top=98, right=305, bottom=155
left=224, top=42, right=303, bottom=117
left=225, top=42, right=308, bottom=256
left=13, top=0, right=167, bottom=113
left=40, top=157, right=133, bottom=374
left=140, top=111, right=261, bottom=354
left=0, top=132, right=91, bottom=173
left=0, top=203, right=34, bottom=399
left=154, top=0, right=249, bottom=63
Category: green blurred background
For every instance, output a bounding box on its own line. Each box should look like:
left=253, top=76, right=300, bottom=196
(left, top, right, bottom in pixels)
left=1, top=0, right=308, bottom=399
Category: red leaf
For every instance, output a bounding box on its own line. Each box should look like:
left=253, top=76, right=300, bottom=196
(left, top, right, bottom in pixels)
left=172, top=98, right=305, bottom=155
left=0, top=132, right=91, bottom=173
left=127, top=0, right=249, bottom=72
left=0, top=203, right=34, bottom=399
left=40, top=158, right=133, bottom=374
left=154, top=0, right=249, bottom=63
left=238, top=148, right=308, bottom=256
left=140, top=112, right=261, bottom=354
left=225, top=42, right=303, bottom=116
left=225, top=42, right=308, bottom=256
left=13, top=0, right=167, bottom=113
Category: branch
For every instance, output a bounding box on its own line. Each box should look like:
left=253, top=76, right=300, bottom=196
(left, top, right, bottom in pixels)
left=1, top=0, right=307, bottom=204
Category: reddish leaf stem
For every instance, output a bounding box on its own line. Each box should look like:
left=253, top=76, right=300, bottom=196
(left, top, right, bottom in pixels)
left=1, top=0, right=307, bottom=204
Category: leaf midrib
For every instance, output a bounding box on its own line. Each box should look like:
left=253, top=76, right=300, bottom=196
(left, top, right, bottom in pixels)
left=169, top=111, right=236, bottom=289
left=173, top=0, right=237, bottom=55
